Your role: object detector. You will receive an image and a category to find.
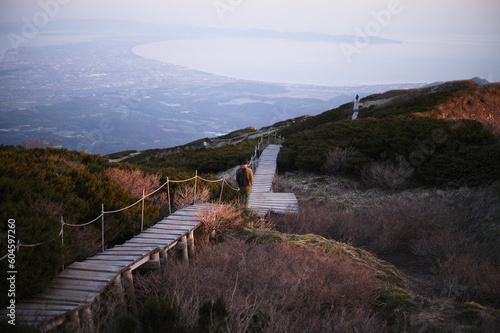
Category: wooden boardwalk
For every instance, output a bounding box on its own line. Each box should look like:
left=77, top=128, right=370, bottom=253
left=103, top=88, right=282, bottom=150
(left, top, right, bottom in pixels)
left=248, top=144, right=299, bottom=216
left=4, top=144, right=298, bottom=330
left=3, top=203, right=214, bottom=330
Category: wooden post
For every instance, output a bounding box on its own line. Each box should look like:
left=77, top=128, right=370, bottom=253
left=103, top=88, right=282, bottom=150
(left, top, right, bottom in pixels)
left=160, top=249, right=168, bottom=265
left=113, top=275, right=127, bottom=317
left=81, top=306, right=95, bottom=333
left=194, top=171, right=198, bottom=204
left=101, top=204, right=105, bottom=252
left=68, top=310, right=80, bottom=327
left=167, top=177, right=171, bottom=215
left=177, top=235, right=189, bottom=262
left=122, top=269, right=137, bottom=314
left=187, top=230, right=195, bottom=258
left=61, top=216, right=64, bottom=271
left=151, top=252, right=161, bottom=269
left=141, top=189, right=145, bottom=232
left=219, top=176, right=225, bottom=204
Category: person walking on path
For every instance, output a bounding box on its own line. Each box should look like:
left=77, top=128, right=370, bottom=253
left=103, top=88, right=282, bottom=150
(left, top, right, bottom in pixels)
left=236, top=158, right=253, bottom=207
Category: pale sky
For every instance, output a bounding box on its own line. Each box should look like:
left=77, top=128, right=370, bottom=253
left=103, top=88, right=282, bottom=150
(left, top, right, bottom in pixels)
left=1, top=0, right=499, bottom=85
left=1, top=0, right=499, bottom=39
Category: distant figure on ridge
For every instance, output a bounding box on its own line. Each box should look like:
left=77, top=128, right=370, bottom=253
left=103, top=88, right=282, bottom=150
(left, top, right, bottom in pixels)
left=352, top=94, right=363, bottom=120
left=236, top=158, right=254, bottom=207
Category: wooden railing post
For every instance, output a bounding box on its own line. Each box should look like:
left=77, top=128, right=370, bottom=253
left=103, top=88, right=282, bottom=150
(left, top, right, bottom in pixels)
left=160, top=249, right=168, bottom=265
left=141, top=189, right=145, bottom=232
left=167, top=177, right=171, bottom=215
left=122, top=269, right=137, bottom=314
left=61, top=215, right=64, bottom=271
left=113, top=274, right=127, bottom=316
left=187, top=230, right=195, bottom=258
left=219, top=176, right=225, bottom=204
left=177, top=235, right=189, bottom=262
left=194, top=171, right=198, bottom=204
left=82, top=306, right=95, bottom=333
left=101, top=204, right=105, bottom=252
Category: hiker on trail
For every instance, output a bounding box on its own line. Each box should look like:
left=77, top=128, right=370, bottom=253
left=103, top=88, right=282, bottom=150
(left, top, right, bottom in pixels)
left=236, top=158, right=253, bottom=207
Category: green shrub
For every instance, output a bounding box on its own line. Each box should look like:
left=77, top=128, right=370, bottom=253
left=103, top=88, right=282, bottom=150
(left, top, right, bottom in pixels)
left=280, top=117, right=500, bottom=186
left=0, top=146, right=160, bottom=305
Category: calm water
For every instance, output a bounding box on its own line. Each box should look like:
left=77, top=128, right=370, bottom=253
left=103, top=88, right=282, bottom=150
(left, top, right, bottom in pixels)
left=132, top=37, right=500, bottom=86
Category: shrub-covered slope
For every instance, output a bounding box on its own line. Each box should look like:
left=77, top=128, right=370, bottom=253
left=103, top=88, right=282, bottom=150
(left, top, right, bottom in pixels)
left=278, top=80, right=500, bottom=187
left=0, top=146, right=161, bottom=304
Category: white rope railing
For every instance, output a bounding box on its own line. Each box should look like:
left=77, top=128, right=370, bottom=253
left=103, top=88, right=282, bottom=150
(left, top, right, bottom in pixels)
left=0, top=131, right=285, bottom=262
left=0, top=171, right=236, bottom=262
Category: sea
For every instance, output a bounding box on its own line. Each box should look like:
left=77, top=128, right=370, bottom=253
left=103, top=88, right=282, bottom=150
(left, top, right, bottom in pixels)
left=131, top=37, right=500, bottom=86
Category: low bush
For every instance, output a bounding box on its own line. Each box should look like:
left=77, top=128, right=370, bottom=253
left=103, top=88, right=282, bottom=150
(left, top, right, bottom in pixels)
left=134, top=241, right=384, bottom=332
left=321, top=146, right=358, bottom=175
left=0, top=146, right=160, bottom=305
left=361, top=155, right=414, bottom=189
left=280, top=117, right=500, bottom=186
left=271, top=196, right=500, bottom=306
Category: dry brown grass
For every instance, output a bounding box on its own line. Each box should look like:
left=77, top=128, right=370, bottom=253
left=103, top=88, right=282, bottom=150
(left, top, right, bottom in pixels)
left=423, top=83, right=500, bottom=140
left=272, top=200, right=463, bottom=255
left=105, top=168, right=161, bottom=199
left=322, top=146, right=358, bottom=175
left=361, top=155, right=414, bottom=190
left=194, top=204, right=244, bottom=247
left=106, top=167, right=169, bottom=213
left=271, top=198, right=500, bottom=308
left=134, top=240, right=385, bottom=332
left=435, top=255, right=500, bottom=304
left=172, top=186, right=211, bottom=209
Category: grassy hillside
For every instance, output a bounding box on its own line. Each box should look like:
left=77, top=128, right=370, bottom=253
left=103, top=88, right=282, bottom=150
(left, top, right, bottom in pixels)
left=0, top=144, right=233, bottom=306
left=278, top=80, right=500, bottom=188
left=3, top=79, right=499, bottom=331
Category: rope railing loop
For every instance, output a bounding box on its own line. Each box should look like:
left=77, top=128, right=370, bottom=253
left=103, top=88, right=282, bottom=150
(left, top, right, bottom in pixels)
left=0, top=151, right=263, bottom=261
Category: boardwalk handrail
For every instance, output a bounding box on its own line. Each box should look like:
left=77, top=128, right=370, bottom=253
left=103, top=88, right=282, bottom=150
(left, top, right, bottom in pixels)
left=0, top=172, right=237, bottom=262
left=0, top=130, right=284, bottom=261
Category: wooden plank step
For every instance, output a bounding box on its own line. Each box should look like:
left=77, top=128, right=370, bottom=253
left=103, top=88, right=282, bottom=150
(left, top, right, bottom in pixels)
left=111, top=244, right=159, bottom=250
left=16, top=299, right=80, bottom=307
left=151, top=225, right=193, bottom=231
left=42, top=288, right=98, bottom=300
left=89, top=254, right=144, bottom=261
left=132, top=233, right=178, bottom=240
left=124, top=239, right=174, bottom=246
left=16, top=303, right=80, bottom=316
left=78, top=259, right=131, bottom=266
left=58, top=270, right=117, bottom=282
left=36, top=292, right=96, bottom=304
left=103, top=247, right=157, bottom=254
left=15, top=309, right=68, bottom=318
left=52, top=278, right=108, bottom=291
left=138, top=228, right=182, bottom=235
left=161, top=216, right=201, bottom=223
left=66, top=262, right=124, bottom=273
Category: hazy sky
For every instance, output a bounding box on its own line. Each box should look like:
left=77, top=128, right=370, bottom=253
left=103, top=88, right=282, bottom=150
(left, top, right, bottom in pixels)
left=1, top=0, right=499, bottom=85
left=1, top=0, right=499, bottom=38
